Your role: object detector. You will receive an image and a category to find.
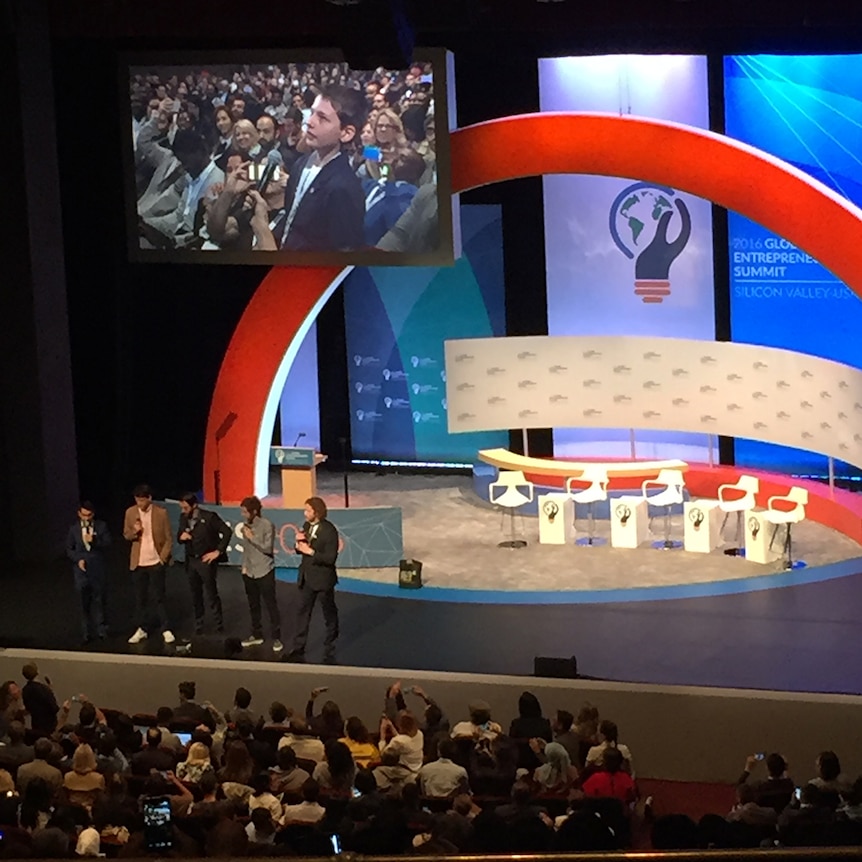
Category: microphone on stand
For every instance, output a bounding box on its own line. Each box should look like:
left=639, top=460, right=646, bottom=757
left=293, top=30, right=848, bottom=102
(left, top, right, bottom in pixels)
left=293, top=432, right=306, bottom=447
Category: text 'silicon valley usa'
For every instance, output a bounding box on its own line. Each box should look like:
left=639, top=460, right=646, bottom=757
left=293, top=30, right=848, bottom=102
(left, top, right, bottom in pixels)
left=609, top=181, right=691, bottom=304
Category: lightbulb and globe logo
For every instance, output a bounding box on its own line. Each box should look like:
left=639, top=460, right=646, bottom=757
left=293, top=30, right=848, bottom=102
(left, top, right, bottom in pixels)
left=542, top=500, right=559, bottom=524
left=689, top=508, right=705, bottom=531
left=609, top=182, right=692, bottom=304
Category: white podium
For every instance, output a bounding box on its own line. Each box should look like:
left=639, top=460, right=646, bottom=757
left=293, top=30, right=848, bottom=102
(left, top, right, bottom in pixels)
left=744, top=508, right=782, bottom=564
left=538, top=493, right=575, bottom=545
left=610, top=496, right=648, bottom=549
left=683, top=500, right=723, bottom=554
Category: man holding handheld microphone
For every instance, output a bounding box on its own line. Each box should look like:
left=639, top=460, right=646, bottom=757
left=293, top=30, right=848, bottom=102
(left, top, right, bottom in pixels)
left=238, top=495, right=282, bottom=651
left=285, top=497, right=340, bottom=664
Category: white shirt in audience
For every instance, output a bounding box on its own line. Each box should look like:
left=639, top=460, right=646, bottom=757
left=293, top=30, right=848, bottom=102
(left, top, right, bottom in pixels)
left=281, top=800, right=325, bottom=824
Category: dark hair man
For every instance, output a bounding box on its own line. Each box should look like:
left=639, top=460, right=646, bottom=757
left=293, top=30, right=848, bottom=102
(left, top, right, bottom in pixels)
left=21, top=663, right=58, bottom=736
left=65, top=501, right=111, bottom=644
left=177, top=493, right=230, bottom=635
left=238, top=495, right=281, bottom=651
left=285, top=496, right=340, bottom=664
left=125, top=485, right=175, bottom=645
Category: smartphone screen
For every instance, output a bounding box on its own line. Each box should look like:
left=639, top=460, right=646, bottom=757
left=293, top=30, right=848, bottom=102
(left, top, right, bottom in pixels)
left=143, top=796, right=173, bottom=851
left=363, top=145, right=382, bottom=163
left=794, top=787, right=802, bottom=801
left=330, top=834, right=342, bottom=854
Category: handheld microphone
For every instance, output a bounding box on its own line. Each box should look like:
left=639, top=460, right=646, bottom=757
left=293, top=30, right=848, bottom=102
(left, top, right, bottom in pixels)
left=293, top=431, right=306, bottom=447
left=256, top=148, right=284, bottom=192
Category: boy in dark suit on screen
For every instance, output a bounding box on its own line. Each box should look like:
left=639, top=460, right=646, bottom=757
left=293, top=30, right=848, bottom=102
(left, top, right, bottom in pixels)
left=250, top=85, right=366, bottom=252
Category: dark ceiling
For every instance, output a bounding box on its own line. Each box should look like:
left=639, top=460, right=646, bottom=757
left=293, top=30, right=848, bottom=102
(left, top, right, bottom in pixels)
left=41, top=0, right=862, bottom=48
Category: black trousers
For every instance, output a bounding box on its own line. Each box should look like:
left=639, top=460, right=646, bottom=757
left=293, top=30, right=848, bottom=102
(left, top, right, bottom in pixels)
left=291, top=585, right=338, bottom=656
left=133, top=564, right=170, bottom=633
left=74, top=566, right=107, bottom=639
left=187, top=558, right=223, bottom=631
left=243, top=571, right=281, bottom=639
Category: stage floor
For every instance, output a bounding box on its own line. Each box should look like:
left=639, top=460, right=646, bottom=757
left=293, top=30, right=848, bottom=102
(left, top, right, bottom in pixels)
left=305, top=472, right=862, bottom=595
left=3, top=471, right=862, bottom=695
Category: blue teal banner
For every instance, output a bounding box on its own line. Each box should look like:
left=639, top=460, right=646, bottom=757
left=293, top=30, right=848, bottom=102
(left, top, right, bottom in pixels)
left=725, top=54, right=862, bottom=476
left=539, top=55, right=715, bottom=462
left=343, top=205, right=507, bottom=464
left=163, top=501, right=403, bottom=568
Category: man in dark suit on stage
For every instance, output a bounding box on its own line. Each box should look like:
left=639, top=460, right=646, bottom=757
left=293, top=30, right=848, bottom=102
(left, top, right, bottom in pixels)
left=65, top=501, right=111, bottom=643
left=286, top=496, right=340, bottom=664
left=178, top=493, right=230, bottom=635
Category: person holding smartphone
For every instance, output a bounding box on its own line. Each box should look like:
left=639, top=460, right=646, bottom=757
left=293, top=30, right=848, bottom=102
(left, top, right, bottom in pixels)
left=737, top=752, right=795, bottom=813
left=285, top=497, right=340, bottom=664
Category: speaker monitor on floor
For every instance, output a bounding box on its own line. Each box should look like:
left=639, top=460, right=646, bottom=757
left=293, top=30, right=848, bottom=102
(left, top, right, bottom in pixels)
left=398, top=558, right=423, bottom=589
left=534, top=655, right=578, bottom=679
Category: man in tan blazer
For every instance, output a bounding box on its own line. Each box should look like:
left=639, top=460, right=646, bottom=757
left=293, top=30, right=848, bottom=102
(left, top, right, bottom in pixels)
left=124, top=484, right=175, bottom=645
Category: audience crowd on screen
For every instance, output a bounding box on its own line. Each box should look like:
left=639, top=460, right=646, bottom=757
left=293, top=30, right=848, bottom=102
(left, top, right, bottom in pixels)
left=130, top=62, right=438, bottom=253
left=1, top=666, right=861, bottom=857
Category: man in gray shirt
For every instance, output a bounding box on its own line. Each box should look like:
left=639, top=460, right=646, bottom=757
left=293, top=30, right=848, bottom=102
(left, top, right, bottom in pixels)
left=239, top=496, right=282, bottom=651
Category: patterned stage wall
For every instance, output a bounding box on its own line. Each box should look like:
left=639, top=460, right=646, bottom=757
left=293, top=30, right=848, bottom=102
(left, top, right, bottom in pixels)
left=343, top=205, right=507, bottom=464
left=539, top=55, right=715, bottom=462
left=445, top=335, right=862, bottom=470
left=162, top=501, right=403, bottom=569
left=726, top=54, right=862, bottom=476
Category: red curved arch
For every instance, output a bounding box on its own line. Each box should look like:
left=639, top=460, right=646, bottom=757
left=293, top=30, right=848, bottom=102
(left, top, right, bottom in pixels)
left=204, top=113, right=862, bottom=502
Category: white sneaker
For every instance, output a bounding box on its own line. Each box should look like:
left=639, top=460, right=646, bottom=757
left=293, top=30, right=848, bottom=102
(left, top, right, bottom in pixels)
left=272, top=639, right=284, bottom=652
left=162, top=630, right=176, bottom=644
left=128, top=627, right=148, bottom=644
left=241, top=635, right=265, bottom=648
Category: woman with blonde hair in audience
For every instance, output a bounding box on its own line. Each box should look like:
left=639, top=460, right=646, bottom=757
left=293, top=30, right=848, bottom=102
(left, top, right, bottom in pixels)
left=62, top=743, right=105, bottom=813
left=176, top=741, right=214, bottom=784
left=340, top=716, right=380, bottom=768
left=362, top=109, right=408, bottom=181
left=379, top=710, right=424, bottom=773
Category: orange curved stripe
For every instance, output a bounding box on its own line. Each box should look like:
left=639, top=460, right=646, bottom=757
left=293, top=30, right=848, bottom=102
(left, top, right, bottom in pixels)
left=204, top=113, right=862, bottom=502
left=203, top=266, right=342, bottom=502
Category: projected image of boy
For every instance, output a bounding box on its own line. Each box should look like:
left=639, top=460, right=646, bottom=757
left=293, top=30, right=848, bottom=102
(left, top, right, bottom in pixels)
left=250, top=85, right=366, bottom=252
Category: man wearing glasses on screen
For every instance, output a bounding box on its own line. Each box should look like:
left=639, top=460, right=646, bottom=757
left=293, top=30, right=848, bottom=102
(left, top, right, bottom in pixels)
left=249, top=85, right=366, bottom=252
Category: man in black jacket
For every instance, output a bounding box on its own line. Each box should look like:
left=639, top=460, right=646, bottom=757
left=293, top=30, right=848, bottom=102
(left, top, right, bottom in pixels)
left=21, top=663, right=59, bottom=736
left=286, top=496, right=340, bottom=664
left=178, top=493, right=230, bottom=635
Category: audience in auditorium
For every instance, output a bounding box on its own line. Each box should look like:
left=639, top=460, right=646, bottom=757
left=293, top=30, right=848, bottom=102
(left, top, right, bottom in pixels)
left=4, top=664, right=862, bottom=856
left=131, top=61, right=438, bottom=254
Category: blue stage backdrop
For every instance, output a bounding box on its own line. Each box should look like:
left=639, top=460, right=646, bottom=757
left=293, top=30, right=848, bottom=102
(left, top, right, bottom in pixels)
left=725, top=54, right=862, bottom=477
left=539, top=55, right=715, bottom=463
left=279, top=320, right=320, bottom=452
left=343, top=205, right=507, bottom=465
left=163, top=501, right=403, bottom=568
